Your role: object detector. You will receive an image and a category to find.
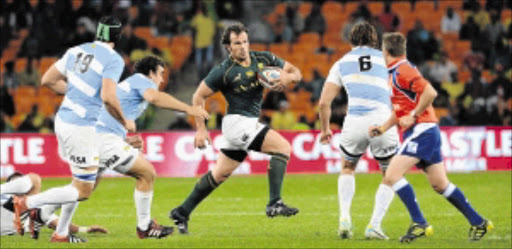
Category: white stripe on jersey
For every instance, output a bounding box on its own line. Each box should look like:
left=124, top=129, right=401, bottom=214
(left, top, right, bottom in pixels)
left=62, top=96, right=87, bottom=118
left=340, top=54, right=386, bottom=67
left=341, top=74, right=391, bottom=92
left=118, top=81, right=131, bottom=92
left=67, top=70, right=97, bottom=97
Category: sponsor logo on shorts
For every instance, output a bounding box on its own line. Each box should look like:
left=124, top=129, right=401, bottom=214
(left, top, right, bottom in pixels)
left=407, top=142, right=418, bottom=154
left=104, top=155, right=120, bottom=168
left=123, top=145, right=130, bottom=151
left=70, top=155, right=86, bottom=164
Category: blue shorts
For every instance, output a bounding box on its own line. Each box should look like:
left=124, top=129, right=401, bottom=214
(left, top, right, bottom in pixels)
left=398, top=123, right=443, bottom=169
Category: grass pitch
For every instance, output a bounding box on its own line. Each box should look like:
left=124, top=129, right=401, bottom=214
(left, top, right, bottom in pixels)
left=1, top=171, right=510, bottom=248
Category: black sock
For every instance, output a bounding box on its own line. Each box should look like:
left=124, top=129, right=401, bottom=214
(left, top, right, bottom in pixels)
left=179, top=171, right=219, bottom=217
left=267, top=153, right=289, bottom=206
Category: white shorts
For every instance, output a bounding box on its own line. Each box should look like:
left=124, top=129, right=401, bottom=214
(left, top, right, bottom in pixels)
left=339, top=114, right=399, bottom=161
left=55, top=117, right=99, bottom=168
left=98, top=133, right=139, bottom=174
left=219, top=114, right=267, bottom=151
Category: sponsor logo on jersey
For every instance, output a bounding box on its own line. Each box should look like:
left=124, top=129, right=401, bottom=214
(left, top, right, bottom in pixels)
left=233, top=73, right=242, bottom=82
left=104, top=155, right=120, bottom=168
left=257, top=63, right=264, bottom=69
left=70, top=155, right=86, bottom=164
left=407, top=142, right=418, bottom=154
left=245, top=70, right=254, bottom=78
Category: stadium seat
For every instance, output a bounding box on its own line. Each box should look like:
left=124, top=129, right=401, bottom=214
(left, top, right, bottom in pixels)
left=269, top=43, right=291, bottom=58
left=482, top=70, right=494, bottom=83
left=251, top=43, right=267, bottom=51
left=15, top=58, right=28, bottom=72
left=343, top=2, right=358, bottom=14
left=298, top=33, right=321, bottom=45
left=39, top=57, right=58, bottom=73
left=435, top=108, right=449, bottom=118
left=71, top=0, right=83, bottom=10
left=367, top=2, right=384, bottom=15
left=321, top=1, right=342, bottom=17
left=274, top=2, right=287, bottom=15
left=392, top=2, right=411, bottom=13
left=299, top=2, right=312, bottom=17
left=134, top=27, right=152, bottom=40
left=150, top=37, right=170, bottom=50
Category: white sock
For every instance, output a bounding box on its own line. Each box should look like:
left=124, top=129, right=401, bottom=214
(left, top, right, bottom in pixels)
left=338, top=174, right=355, bottom=223
left=369, top=184, right=395, bottom=229
left=39, top=204, right=60, bottom=224
left=134, top=190, right=153, bottom=231
left=1, top=175, right=32, bottom=194
left=55, top=202, right=78, bottom=236
left=26, top=185, right=79, bottom=209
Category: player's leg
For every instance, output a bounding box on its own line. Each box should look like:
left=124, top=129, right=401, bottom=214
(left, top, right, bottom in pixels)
left=1, top=173, right=41, bottom=196
left=170, top=151, right=242, bottom=234
left=425, top=162, right=493, bottom=240
left=258, top=129, right=298, bottom=217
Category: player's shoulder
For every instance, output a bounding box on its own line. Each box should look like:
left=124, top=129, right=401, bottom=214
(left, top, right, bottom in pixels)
left=251, top=50, right=276, bottom=61
left=396, top=61, right=421, bottom=77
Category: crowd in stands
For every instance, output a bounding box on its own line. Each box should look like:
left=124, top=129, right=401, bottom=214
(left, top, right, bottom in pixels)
left=1, top=0, right=511, bottom=134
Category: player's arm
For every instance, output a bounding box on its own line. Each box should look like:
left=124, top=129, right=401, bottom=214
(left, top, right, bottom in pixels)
left=369, top=112, right=398, bottom=137
left=398, top=74, right=438, bottom=129
left=48, top=220, right=108, bottom=234
left=192, top=81, right=216, bottom=149
left=101, top=78, right=134, bottom=132
left=41, top=65, right=67, bottom=94
left=271, top=61, right=302, bottom=92
left=143, top=89, right=209, bottom=119
left=318, top=81, right=340, bottom=144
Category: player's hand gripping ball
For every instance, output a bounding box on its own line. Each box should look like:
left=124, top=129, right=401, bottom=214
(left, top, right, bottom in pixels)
left=258, top=67, right=281, bottom=88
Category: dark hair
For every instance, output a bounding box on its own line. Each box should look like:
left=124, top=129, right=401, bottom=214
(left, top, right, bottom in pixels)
left=96, top=16, right=122, bottom=42
left=382, top=32, right=407, bottom=56
left=133, top=56, right=165, bottom=76
left=6, top=172, right=23, bottom=182
left=348, top=21, right=379, bottom=48
left=221, top=23, right=248, bottom=46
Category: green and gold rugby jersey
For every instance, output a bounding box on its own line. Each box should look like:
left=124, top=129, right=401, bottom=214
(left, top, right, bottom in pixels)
left=204, top=51, right=284, bottom=118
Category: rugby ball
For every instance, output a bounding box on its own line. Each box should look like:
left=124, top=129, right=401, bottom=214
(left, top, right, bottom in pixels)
left=258, top=67, right=281, bottom=88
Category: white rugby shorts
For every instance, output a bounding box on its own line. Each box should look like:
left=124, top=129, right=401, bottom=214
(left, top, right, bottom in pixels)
left=339, top=114, right=399, bottom=161
left=219, top=114, right=267, bottom=151
left=98, top=133, right=139, bottom=174
left=55, top=116, right=99, bottom=168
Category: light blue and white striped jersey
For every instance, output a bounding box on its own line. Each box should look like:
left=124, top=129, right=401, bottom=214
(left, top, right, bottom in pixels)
left=95, top=73, right=157, bottom=138
left=326, top=46, right=392, bottom=116
left=55, top=41, right=124, bottom=126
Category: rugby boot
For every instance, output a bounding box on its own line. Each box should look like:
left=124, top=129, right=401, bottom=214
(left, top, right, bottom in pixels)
left=338, top=219, right=352, bottom=239
left=137, top=219, right=174, bottom=239
left=469, top=219, right=494, bottom=241
left=365, top=224, right=389, bottom=240
left=399, top=222, right=433, bottom=243
left=50, top=232, right=88, bottom=243
left=266, top=199, right=299, bottom=218
left=28, top=208, right=45, bottom=240
left=169, top=208, right=189, bottom=234
left=12, top=195, right=29, bottom=235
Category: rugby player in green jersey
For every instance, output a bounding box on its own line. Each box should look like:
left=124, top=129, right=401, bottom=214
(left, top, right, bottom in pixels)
left=169, top=23, right=302, bottom=234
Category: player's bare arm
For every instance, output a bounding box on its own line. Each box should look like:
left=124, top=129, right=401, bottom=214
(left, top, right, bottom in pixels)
left=270, top=62, right=302, bottom=92
left=399, top=83, right=438, bottom=130
left=369, top=112, right=398, bottom=138
left=318, top=81, right=341, bottom=144
left=142, top=88, right=209, bottom=120
left=41, top=65, right=67, bottom=94
left=101, top=78, right=134, bottom=132
left=192, top=81, right=216, bottom=149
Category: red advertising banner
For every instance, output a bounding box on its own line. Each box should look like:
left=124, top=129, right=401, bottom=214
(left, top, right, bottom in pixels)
left=1, top=127, right=510, bottom=178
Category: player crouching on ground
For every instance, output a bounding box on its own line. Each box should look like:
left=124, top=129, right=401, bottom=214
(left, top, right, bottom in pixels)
left=94, top=56, right=210, bottom=239
left=169, top=23, right=302, bottom=234
left=1, top=172, right=107, bottom=238
left=369, top=32, right=493, bottom=243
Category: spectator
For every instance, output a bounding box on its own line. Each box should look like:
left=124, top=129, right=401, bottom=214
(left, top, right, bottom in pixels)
left=482, top=11, right=506, bottom=67
left=271, top=101, right=296, bottom=130
left=342, top=14, right=359, bottom=42
left=459, top=16, right=480, bottom=40
left=18, top=105, right=44, bottom=132
left=310, top=69, right=325, bottom=103
left=191, top=5, right=215, bottom=78
left=262, top=91, right=287, bottom=110
left=463, top=46, right=485, bottom=72
left=457, top=70, right=489, bottom=114
left=152, top=1, right=181, bottom=36
left=66, top=21, right=94, bottom=47
left=468, top=2, right=490, bottom=31
left=18, top=30, right=41, bottom=59
left=18, top=58, right=40, bottom=87
left=272, top=14, right=293, bottom=43
left=439, top=106, right=458, bottom=126
left=314, top=37, right=334, bottom=55
left=247, top=18, right=273, bottom=44
left=330, top=102, right=347, bottom=129
left=0, top=16, right=13, bottom=53
left=291, top=116, right=310, bottom=130
left=352, top=2, right=372, bottom=21
left=168, top=112, right=192, bottom=130
left=441, top=7, right=461, bottom=34
left=406, top=20, right=439, bottom=64
left=0, top=81, right=15, bottom=118
left=39, top=117, right=54, bottom=133
left=488, top=96, right=512, bottom=126
left=2, top=61, right=19, bottom=92
left=429, top=51, right=458, bottom=84
left=285, top=3, right=304, bottom=41
left=304, top=2, right=326, bottom=36
left=379, top=3, right=400, bottom=32
left=489, top=63, right=511, bottom=100
left=117, top=22, right=147, bottom=56
left=215, top=0, right=243, bottom=20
